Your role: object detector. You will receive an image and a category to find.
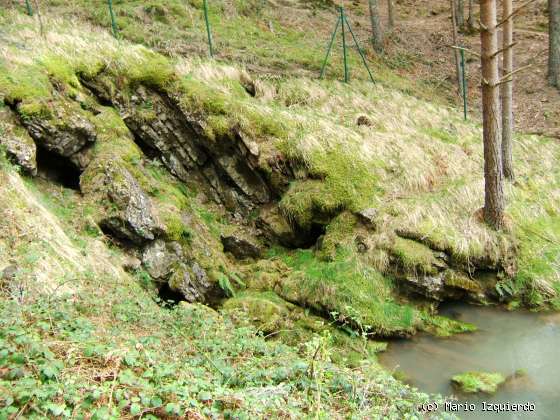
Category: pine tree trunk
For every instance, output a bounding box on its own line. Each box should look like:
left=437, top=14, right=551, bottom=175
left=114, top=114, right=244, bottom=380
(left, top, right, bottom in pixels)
left=368, top=0, right=384, bottom=52
left=457, top=0, right=465, bottom=29
left=451, top=0, right=464, bottom=96
left=387, top=0, right=395, bottom=29
left=467, top=0, right=475, bottom=31
left=502, top=0, right=514, bottom=180
left=480, top=0, right=505, bottom=229
left=550, top=0, right=560, bottom=87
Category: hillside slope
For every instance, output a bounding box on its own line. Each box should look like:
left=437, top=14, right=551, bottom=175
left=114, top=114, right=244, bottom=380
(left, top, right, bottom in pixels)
left=0, top=4, right=559, bottom=418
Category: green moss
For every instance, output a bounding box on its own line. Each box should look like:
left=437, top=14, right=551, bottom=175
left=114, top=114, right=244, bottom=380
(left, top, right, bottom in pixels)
left=451, top=371, right=506, bottom=394
left=390, top=237, right=439, bottom=275
left=421, top=313, right=477, bottom=337
left=444, top=271, right=483, bottom=293
left=41, top=55, right=81, bottom=89
left=279, top=180, right=344, bottom=230
left=268, top=248, right=419, bottom=336
left=316, top=211, right=357, bottom=261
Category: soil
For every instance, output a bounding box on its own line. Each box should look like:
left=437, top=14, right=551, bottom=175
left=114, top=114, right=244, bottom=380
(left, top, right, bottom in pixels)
left=349, top=0, right=559, bottom=139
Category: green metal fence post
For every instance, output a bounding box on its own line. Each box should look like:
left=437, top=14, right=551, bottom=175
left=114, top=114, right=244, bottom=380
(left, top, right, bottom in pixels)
left=344, top=15, right=375, bottom=84
left=460, top=48, right=467, bottom=120
left=203, top=0, right=214, bottom=58
left=340, top=7, right=349, bottom=83
left=107, top=0, right=118, bottom=38
left=25, top=0, right=33, bottom=16
left=319, top=15, right=341, bottom=79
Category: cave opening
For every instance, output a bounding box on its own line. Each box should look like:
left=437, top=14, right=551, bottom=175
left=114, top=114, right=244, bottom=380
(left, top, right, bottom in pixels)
left=157, top=283, right=184, bottom=308
left=36, top=147, right=81, bottom=190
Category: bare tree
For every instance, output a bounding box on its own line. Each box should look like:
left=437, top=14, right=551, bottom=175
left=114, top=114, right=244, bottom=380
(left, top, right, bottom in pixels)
left=501, top=0, right=514, bottom=180
left=368, top=0, right=384, bottom=52
left=387, top=0, right=395, bottom=30
left=32, top=0, right=45, bottom=38
left=451, top=0, right=464, bottom=95
left=480, top=0, right=505, bottom=229
left=456, top=0, right=465, bottom=29
left=550, top=0, right=560, bottom=87
left=466, top=0, right=476, bottom=33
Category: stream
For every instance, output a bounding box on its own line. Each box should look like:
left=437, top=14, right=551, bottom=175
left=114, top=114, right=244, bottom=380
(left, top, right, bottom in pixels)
left=379, top=303, right=560, bottom=419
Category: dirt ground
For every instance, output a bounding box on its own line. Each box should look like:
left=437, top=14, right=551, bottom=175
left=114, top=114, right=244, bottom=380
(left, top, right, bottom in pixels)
left=361, top=0, right=559, bottom=139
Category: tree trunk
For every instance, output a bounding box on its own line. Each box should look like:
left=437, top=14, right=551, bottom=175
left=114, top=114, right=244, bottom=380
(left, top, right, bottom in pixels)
left=550, top=0, right=560, bottom=87
left=457, top=0, right=465, bottom=29
left=387, top=0, right=395, bottom=29
left=501, top=0, right=514, bottom=180
left=451, top=0, right=464, bottom=96
left=467, top=0, right=475, bottom=31
left=32, top=0, right=45, bottom=38
left=480, top=0, right=505, bottom=229
left=368, top=0, right=384, bottom=53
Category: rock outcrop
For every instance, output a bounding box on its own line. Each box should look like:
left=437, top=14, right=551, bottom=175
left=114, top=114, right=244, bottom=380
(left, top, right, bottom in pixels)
left=0, top=108, right=37, bottom=175
left=82, top=161, right=162, bottom=244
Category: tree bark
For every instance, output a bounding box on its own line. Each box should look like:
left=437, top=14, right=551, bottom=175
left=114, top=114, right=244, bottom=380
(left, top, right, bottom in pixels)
left=457, top=0, right=465, bottom=29
left=480, top=0, right=505, bottom=229
left=368, top=0, right=384, bottom=53
left=451, top=0, right=464, bottom=96
left=387, top=0, right=395, bottom=29
left=550, top=0, right=560, bottom=87
left=501, top=0, right=514, bottom=180
left=467, top=0, right=475, bottom=31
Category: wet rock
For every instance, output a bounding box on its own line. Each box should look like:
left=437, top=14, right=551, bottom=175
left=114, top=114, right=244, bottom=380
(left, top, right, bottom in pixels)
left=169, top=262, right=213, bottom=303
left=141, top=239, right=181, bottom=281
left=354, top=208, right=378, bottom=229
left=221, top=233, right=262, bottom=260
left=82, top=162, right=161, bottom=244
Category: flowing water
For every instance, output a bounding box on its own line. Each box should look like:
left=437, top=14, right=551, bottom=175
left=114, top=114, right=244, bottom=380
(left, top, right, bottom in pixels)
left=379, top=303, right=560, bottom=419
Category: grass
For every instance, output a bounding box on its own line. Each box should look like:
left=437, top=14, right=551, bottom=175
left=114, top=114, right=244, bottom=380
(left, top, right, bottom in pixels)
left=0, top=158, right=442, bottom=418
left=262, top=247, right=419, bottom=337
left=3, top=8, right=557, bottom=306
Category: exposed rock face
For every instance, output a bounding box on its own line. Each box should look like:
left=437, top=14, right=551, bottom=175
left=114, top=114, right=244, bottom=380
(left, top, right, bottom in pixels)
left=141, top=240, right=214, bottom=303
left=82, top=162, right=161, bottom=244
left=221, top=233, right=262, bottom=260
left=83, top=80, right=297, bottom=216
left=19, top=100, right=96, bottom=159
left=355, top=208, right=378, bottom=230
left=142, top=239, right=181, bottom=281
left=0, top=108, right=37, bottom=175
left=169, top=262, right=212, bottom=303
left=256, top=204, right=306, bottom=248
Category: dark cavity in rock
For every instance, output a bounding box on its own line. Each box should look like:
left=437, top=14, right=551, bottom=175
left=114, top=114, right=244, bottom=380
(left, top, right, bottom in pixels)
left=36, top=146, right=81, bottom=190
left=157, top=283, right=184, bottom=308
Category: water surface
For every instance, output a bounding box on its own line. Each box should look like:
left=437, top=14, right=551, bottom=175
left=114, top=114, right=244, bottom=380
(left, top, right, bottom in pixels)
left=379, top=303, right=560, bottom=419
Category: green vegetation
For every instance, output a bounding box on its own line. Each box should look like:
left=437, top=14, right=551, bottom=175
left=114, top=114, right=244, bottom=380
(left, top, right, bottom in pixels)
left=0, top=2, right=559, bottom=418
left=451, top=371, right=506, bottom=394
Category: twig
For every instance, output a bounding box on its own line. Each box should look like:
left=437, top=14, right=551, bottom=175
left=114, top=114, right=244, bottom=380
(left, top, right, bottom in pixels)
left=496, top=63, right=532, bottom=83
left=449, top=45, right=481, bottom=57
left=491, top=42, right=517, bottom=58
left=496, top=0, right=539, bottom=28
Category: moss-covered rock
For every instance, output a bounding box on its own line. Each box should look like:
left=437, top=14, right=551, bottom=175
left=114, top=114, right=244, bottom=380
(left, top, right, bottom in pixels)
left=451, top=371, right=506, bottom=394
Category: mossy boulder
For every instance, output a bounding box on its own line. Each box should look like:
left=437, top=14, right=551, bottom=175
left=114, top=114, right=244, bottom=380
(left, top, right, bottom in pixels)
left=451, top=371, right=506, bottom=394
left=0, top=108, right=37, bottom=175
